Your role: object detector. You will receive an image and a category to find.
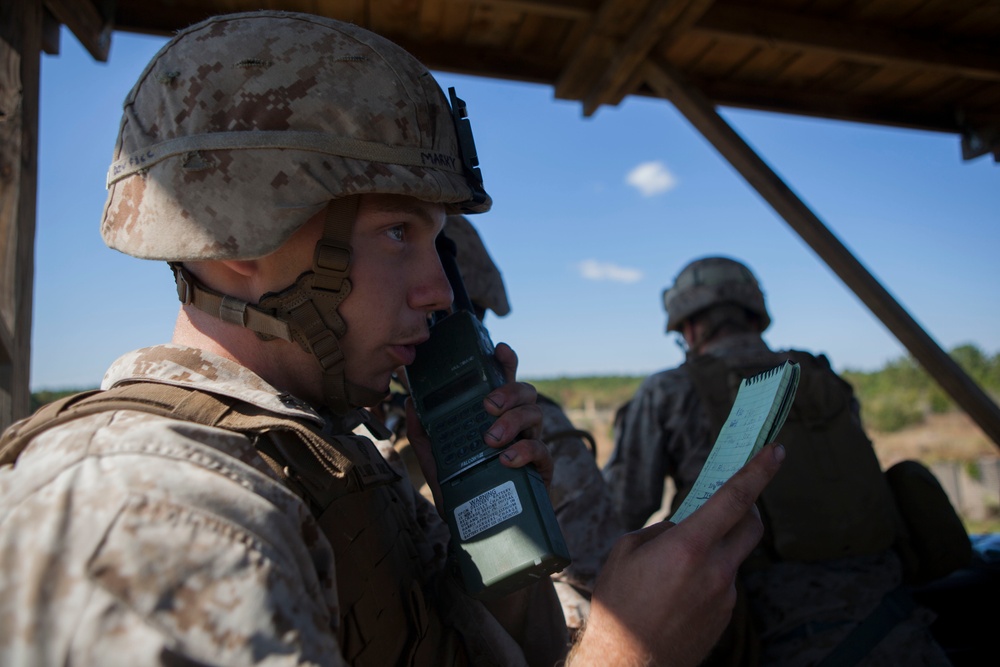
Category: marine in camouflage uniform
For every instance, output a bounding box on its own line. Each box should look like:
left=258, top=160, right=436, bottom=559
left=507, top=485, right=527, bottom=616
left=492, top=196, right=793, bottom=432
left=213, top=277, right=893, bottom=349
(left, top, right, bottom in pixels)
left=0, top=11, right=790, bottom=667
left=0, top=12, right=567, bottom=666
left=604, top=256, right=953, bottom=666
left=380, top=215, right=624, bottom=637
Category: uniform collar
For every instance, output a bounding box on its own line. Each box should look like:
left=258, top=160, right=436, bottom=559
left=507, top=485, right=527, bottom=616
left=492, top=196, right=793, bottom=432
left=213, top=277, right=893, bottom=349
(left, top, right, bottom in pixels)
left=102, top=344, right=325, bottom=426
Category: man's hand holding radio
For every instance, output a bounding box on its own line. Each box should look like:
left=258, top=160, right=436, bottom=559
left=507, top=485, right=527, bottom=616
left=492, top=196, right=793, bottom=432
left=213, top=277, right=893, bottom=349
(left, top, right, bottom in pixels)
left=405, top=342, right=553, bottom=516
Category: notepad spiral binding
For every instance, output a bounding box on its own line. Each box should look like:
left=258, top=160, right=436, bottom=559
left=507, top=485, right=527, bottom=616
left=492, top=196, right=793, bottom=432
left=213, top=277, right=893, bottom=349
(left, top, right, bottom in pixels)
left=745, top=363, right=784, bottom=384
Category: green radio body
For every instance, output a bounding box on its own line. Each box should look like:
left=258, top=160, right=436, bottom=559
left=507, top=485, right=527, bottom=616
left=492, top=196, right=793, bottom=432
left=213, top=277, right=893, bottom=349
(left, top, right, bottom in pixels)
left=406, top=309, right=570, bottom=599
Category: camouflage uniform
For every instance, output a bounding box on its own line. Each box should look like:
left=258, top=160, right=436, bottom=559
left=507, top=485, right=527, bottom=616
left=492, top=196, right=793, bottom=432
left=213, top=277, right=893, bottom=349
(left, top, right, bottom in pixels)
left=606, top=333, right=950, bottom=666
left=0, top=344, right=532, bottom=665
left=536, top=397, right=623, bottom=633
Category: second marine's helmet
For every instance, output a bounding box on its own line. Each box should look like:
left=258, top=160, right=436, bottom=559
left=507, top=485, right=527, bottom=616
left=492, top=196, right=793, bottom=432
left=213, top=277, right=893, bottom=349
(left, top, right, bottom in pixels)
left=443, top=215, right=511, bottom=320
left=662, top=256, right=771, bottom=333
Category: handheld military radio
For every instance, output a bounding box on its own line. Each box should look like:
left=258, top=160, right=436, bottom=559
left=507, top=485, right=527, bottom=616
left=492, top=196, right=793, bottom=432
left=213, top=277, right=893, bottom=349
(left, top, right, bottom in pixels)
left=405, top=233, right=570, bottom=599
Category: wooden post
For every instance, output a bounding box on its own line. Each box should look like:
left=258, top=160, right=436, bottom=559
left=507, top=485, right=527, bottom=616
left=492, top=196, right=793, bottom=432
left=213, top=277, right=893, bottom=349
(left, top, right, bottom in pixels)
left=0, top=0, right=42, bottom=431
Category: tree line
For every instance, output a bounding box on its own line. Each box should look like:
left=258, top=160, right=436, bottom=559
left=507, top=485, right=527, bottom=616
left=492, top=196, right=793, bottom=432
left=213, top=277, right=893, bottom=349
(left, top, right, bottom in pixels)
left=30, top=343, right=1000, bottom=434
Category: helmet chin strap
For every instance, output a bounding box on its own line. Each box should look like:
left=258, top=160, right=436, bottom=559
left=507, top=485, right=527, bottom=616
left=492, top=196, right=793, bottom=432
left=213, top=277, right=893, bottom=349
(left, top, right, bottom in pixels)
left=172, top=196, right=388, bottom=416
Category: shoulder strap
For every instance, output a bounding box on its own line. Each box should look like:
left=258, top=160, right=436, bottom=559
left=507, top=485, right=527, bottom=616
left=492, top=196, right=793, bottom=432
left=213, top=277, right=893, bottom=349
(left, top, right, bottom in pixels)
left=0, top=382, right=351, bottom=479
left=536, top=394, right=597, bottom=458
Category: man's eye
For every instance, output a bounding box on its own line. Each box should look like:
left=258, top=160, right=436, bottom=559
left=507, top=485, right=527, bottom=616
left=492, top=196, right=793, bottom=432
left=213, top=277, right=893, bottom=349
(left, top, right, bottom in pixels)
left=386, top=225, right=405, bottom=242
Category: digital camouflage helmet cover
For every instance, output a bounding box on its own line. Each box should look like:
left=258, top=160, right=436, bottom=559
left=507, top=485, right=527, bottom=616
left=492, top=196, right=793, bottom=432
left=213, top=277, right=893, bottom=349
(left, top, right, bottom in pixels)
left=662, top=256, right=771, bottom=333
left=444, top=215, right=511, bottom=319
left=102, top=11, right=491, bottom=414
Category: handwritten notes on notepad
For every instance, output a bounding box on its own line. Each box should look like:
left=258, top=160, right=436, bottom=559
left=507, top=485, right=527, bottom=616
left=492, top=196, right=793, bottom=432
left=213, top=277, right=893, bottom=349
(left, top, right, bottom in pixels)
left=670, top=360, right=800, bottom=523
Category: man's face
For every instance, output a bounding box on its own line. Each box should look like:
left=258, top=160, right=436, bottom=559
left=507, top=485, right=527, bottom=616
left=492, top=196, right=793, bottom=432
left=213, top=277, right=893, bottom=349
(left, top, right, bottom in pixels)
left=338, top=194, right=453, bottom=394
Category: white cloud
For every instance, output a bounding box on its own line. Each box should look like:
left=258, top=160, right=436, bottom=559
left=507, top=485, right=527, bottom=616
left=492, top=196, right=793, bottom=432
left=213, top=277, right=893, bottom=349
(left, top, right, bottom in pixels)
left=577, top=259, right=643, bottom=283
left=625, top=160, right=677, bottom=196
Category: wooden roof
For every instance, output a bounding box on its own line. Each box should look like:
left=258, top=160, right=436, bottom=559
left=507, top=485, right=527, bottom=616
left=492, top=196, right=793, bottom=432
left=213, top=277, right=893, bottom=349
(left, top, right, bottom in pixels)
left=47, top=0, right=1000, bottom=161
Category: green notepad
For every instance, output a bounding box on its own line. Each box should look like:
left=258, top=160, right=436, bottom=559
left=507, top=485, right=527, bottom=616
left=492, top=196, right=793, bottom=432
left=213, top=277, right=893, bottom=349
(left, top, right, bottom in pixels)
left=670, top=360, right=801, bottom=523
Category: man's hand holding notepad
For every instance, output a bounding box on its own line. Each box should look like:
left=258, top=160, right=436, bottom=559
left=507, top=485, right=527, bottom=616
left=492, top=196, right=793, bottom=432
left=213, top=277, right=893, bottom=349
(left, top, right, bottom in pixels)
left=671, top=361, right=801, bottom=523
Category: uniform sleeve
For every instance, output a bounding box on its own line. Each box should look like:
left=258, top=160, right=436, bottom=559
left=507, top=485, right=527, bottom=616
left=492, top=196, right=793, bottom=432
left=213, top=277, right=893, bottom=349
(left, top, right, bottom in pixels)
left=540, top=399, right=624, bottom=630
left=0, top=414, right=346, bottom=667
left=603, top=374, right=675, bottom=531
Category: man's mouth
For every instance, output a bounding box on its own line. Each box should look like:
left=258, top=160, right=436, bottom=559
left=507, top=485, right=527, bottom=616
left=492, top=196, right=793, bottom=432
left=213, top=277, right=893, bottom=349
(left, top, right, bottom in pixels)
left=390, top=335, right=429, bottom=367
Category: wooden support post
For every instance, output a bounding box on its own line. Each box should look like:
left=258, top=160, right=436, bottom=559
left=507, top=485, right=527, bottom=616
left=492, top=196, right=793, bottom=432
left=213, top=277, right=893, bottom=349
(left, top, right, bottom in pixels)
left=0, top=0, right=42, bottom=431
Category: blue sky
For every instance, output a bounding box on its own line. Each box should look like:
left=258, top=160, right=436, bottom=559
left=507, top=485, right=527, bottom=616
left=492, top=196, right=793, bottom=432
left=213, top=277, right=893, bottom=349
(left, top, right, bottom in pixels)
left=30, top=28, right=999, bottom=391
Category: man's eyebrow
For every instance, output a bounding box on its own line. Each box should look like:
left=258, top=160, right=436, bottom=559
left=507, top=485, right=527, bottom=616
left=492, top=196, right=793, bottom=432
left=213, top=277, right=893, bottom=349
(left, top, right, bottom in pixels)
left=367, top=199, right=440, bottom=227
left=368, top=200, right=433, bottom=217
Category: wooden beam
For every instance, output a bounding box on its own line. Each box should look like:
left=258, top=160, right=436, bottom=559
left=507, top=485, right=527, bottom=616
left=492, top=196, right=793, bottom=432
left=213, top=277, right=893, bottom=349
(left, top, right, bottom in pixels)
left=695, top=3, right=1000, bottom=83
left=484, top=0, right=593, bottom=21
left=0, top=0, right=42, bottom=431
left=642, top=58, right=1000, bottom=450
left=554, top=0, right=655, bottom=101
left=43, top=0, right=111, bottom=62
left=393, top=37, right=563, bottom=84
left=690, top=78, right=1000, bottom=135
left=580, top=0, right=715, bottom=116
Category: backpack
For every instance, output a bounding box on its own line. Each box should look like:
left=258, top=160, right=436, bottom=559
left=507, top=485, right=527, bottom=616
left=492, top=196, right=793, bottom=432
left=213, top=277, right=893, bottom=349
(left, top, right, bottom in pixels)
left=686, top=350, right=899, bottom=562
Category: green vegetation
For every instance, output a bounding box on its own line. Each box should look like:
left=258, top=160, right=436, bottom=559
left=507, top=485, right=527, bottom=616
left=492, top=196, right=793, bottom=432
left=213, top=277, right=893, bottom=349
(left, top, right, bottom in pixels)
left=29, top=388, right=95, bottom=414
left=842, top=344, right=1000, bottom=433
left=527, top=375, right=644, bottom=413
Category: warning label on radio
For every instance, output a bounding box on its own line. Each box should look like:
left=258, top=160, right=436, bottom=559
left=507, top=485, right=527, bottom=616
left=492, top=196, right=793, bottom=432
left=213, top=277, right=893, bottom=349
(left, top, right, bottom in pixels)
left=454, top=481, right=523, bottom=541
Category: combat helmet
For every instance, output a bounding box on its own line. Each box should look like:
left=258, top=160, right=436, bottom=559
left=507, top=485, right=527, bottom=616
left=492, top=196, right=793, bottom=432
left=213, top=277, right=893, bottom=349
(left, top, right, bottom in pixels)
left=101, top=11, right=491, bottom=414
left=662, top=256, right=770, bottom=333
left=443, top=215, right=511, bottom=319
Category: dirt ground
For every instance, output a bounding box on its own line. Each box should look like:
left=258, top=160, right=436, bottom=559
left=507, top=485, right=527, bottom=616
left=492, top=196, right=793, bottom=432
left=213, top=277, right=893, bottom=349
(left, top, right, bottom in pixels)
left=867, top=411, right=999, bottom=468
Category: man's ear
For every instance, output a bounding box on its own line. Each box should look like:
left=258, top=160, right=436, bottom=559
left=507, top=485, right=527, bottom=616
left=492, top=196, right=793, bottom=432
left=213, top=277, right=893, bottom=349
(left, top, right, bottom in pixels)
left=187, top=258, right=266, bottom=302
left=681, top=319, right=697, bottom=346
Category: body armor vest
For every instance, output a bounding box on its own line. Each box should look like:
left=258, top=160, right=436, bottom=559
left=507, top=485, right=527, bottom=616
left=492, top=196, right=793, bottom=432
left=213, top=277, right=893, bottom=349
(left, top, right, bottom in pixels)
left=684, top=349, right=899, bottom=563
left=0, top=383, right=469, bottom=666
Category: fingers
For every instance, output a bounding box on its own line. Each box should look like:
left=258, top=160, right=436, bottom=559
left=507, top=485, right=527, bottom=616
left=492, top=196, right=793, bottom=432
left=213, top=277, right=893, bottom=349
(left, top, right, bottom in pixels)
left=483, top=344, right=541, bottom=443
left=493, top=342, right=519, bottom=382
left=687, top=442, right=784, bottom=542
left=498, top=437, right=554, bottom=486
left=483, top=342, right=552, bottom=483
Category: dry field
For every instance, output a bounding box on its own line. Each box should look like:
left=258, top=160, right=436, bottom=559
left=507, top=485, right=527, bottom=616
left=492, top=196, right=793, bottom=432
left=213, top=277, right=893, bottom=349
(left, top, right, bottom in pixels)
left=868, top=411, right=998, bottom=468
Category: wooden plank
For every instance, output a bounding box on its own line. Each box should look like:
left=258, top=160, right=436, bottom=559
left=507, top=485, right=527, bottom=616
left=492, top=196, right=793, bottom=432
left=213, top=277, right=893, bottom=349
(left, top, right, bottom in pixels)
left=694, top=3, right=1000, bottom=82
left=554, top=0, right=655, bottom=101
left=469, top=3, right=523, bottom=50
left=315, top=0, right=367, bottom=25
left=43, top=0, right=111, bottom=61
left=439, top=0, right=475, bottom=42
left=486, top=0, right=592, bottom=21
left=418, top=0, right=448, bottom=37
left=724, top=44, right=804, bottom=85
left=369, top=0, right=423, bottom=37
left=512, top=13, right=579, bottom=63
left=581, top=0, right=715, bottom=115
left=694, top=77, right=986, bottom=131
left=0, top=0, right=42, bottom=430
left=949, top=2, right=1000, bottom=36
left=643, top=57, right=1000, bottom=451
